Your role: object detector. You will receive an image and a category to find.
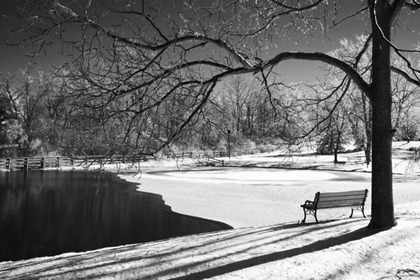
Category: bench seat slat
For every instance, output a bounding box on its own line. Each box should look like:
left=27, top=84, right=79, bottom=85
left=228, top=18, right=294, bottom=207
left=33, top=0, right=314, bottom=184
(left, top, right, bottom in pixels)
left=317, top=201, right=364, bottom=208
left=319, top=194, right=366, bottom=200
left=318, top=197, right=366, bottom=203
left=317, top=200, right=365, bottom=206
left=317, top=198, right=366, bottom=204
left=316, top=204, right=362, bottom=209
left=319, top=191, right=366, bottom=198
left=319, top=195, right=366, bottom=200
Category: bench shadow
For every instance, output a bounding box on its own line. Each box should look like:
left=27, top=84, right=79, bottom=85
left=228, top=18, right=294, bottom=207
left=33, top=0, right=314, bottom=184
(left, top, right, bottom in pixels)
left=171, top=224, right=387, bottom=280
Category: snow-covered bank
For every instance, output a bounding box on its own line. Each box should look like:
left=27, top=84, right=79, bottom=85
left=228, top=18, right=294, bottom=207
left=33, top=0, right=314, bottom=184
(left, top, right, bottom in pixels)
left=1, top=213, right=419, bottom=279
left=120, top=167, right=420, bottom=228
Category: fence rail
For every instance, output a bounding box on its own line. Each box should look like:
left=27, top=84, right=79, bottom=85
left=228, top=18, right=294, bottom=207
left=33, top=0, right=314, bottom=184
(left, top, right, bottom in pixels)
left=164, top=148, right=265, bottom=159
left=0, top=155, right=151, bottom=171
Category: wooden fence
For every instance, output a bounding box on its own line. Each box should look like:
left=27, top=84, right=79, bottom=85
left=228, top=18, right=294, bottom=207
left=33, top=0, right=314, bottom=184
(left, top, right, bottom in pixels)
left=0, top=153, right=226, bottom=171
left=167, top=151, right=228, bottom=159
left=0, top=148, right=267, bottom=171
left=164, top=148, right=265, bottom=159
left=0, top=155, right=150, bottom=171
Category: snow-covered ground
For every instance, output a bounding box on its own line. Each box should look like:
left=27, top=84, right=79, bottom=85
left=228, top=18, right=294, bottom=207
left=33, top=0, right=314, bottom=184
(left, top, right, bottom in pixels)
left=1, top=210, right=419, bottom=279
left=1, top=141, right=420, bottom=279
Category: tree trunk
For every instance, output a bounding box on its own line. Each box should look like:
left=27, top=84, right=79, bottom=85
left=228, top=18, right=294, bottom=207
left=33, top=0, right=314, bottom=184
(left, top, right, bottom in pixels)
left=364, top=147, right=371, bottom=167
left=368, top=1, right=396, bottom=228
left=334, top=128, right=341, bottom=163
left=362, top=92, right=372, bottom=166
left=334, top=149, right=338, bottom=163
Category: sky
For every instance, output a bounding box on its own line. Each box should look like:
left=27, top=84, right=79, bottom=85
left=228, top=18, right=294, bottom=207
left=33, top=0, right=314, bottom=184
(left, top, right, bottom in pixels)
left=0, top=0, right=31, bottom=73
left=0, top=0, right=419, bottom=84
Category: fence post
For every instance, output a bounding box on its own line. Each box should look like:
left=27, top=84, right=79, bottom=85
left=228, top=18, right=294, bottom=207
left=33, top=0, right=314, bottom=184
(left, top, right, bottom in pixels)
left=41, top=157, right=45, bottom=169
left=6, top=158, right=10, bottom=170
left=57, top=157, right=60, bottom=168
left=24, top=158, right=28, bottom=171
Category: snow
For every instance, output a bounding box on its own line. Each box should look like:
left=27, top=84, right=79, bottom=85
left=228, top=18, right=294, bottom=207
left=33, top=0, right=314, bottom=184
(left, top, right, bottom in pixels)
left=0, top=141, right=420, bottom=279
left=1, top=217, right=419, bottom=279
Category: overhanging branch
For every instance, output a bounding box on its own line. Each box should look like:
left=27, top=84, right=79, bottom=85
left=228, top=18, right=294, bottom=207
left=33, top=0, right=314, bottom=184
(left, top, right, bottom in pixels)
left=261, top=52, right=372, bottom=100
left=391, top=66, right=420, bottom=87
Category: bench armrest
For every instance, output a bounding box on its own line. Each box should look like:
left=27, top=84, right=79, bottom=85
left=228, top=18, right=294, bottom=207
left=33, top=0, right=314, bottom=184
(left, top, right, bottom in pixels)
left=301, top=200, right=315, bottom=209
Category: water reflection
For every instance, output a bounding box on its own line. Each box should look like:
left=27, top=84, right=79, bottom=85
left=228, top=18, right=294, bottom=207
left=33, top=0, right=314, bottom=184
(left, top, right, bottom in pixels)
left=0, top=171, right=232, bottom=262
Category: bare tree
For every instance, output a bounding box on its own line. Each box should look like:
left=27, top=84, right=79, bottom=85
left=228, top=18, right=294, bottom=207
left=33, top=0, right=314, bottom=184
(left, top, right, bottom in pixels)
left=0, top=72, right=21, bottom=156
left=5, top=0, right=420, bottom=227
left=301, top=79, right=353, bottom=162
left=391, top=70, right=420, bottom=141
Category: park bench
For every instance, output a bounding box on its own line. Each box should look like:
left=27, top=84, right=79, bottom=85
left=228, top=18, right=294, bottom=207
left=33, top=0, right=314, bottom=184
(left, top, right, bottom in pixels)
left=301, top=189, right=368, bottom=223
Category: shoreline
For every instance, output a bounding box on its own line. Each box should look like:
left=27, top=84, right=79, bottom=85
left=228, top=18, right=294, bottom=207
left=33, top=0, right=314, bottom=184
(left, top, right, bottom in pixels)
left=110, top=170, right=234, bottom=231
left=118, top=166, right=420, bottom=229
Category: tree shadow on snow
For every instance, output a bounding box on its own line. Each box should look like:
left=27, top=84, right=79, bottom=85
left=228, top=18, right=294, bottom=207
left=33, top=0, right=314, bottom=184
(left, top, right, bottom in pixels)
left=171, top=223, right=387, bottom=280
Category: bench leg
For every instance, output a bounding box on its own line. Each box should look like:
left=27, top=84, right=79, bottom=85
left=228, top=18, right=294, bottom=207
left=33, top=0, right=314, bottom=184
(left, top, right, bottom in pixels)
left=361, top=205, right=366, bottom=218
left=302, top=208, right=307, bottom=223
left=302, top=208, right=319, bottom=223
left=350, top=206, right=367, bottom=218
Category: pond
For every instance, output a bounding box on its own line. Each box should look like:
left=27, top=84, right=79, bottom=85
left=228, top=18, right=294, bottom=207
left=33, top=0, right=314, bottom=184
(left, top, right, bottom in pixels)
left=0, top=170, right=232, bottom=262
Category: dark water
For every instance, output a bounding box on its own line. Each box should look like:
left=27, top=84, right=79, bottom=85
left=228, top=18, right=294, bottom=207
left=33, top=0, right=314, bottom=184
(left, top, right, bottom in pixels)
left=0, top=171, right=231, bottom=262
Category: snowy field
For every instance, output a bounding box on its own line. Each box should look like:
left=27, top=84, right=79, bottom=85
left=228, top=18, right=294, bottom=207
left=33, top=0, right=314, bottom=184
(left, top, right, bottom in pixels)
left=1, top=141, right=420, bottom=279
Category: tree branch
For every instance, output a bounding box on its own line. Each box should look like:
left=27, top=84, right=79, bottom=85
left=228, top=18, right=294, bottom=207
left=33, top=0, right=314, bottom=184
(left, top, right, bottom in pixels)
left=261, top=52, right=372, bottom=100
left=404, top=0, right=420, bottom=10
left=391, top=66, right=420, bottom=86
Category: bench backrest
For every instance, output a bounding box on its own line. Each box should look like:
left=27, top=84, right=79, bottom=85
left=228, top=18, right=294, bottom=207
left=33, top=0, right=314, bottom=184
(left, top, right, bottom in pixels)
left=315, top=189, right=368, bottom=209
